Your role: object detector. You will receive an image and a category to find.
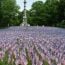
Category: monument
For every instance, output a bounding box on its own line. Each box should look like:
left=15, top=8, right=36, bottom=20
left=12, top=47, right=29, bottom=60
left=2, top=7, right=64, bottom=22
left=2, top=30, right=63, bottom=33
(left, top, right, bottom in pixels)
left=20, top=0, right=30, bottom=26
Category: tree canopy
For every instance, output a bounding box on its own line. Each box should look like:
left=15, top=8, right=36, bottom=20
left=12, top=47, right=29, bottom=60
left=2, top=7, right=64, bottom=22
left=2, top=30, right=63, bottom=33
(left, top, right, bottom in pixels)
left=0, top=0, right=19, bottom=28
left=27, top=0, right=65, bottom=27
left=0, top=0, right=65, bottom=28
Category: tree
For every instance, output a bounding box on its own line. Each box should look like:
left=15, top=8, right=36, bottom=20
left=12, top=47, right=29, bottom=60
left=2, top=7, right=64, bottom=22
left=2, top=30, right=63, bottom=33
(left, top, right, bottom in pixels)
left=57, top=0, right=65, bottom=22
left=29, top=1, right=44, bottom=26
left=18, top=11, right=23, bottom=25
left=43, top=0, right=59, bottom=26
left=0, top=0, right=20, bottom=28
left=28, top=0, right=59, bottom=26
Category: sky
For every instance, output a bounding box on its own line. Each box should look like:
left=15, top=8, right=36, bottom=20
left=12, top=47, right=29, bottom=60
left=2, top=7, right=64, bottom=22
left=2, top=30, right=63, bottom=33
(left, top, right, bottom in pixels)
left=16, top=0, right=46, bottom=11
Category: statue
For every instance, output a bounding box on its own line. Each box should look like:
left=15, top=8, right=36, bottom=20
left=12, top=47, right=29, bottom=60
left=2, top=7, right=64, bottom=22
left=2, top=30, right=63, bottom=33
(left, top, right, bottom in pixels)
left=20, top=0, right=30, bottom=26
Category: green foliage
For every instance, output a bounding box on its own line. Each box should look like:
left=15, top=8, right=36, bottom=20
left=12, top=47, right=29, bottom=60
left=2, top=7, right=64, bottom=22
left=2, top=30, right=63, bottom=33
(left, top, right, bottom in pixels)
left=0, top=0, right=20, bottom=28
left=28, top=0, right=59, bottom=26
left=25, top=48, right=32, bottom=65
left=0, top=51, right=9, bottom=65
left=0, top=0, right=65, bottom=28
left=51, top=59, right=57, bottom=65
left=43, top=60, right=49, bottom=65
left=0, top=50, right=16, bottom=65
left=3, top=51, right=9, bottom=65
left=24, top=0, right=65, bottom=28
left=0, top=47, right=58, bottom=65
left=57, top=20, right=65, bottom=28
left=29, top=1, right=44, bottom=26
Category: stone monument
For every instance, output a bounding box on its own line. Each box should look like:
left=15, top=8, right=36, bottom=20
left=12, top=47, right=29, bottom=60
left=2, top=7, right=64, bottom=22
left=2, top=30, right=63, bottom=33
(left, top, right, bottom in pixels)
left=20, top=0, right=30, bottom=26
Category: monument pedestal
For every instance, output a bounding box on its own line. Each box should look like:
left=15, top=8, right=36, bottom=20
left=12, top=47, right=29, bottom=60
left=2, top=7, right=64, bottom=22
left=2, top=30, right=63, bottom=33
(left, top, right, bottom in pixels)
left=20, top=22, right=30, bottom=26
left=20, top=0, right=30, bottom=27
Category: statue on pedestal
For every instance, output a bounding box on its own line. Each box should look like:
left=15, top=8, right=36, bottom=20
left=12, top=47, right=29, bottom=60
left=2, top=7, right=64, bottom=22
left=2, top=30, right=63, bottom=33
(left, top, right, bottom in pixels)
left=20, top=0, right=30, bottom=26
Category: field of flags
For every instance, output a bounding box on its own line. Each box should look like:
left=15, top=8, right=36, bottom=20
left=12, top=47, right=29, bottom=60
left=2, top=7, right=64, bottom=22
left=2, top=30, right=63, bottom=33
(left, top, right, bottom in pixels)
left=0, top=26, right=65, bottom=65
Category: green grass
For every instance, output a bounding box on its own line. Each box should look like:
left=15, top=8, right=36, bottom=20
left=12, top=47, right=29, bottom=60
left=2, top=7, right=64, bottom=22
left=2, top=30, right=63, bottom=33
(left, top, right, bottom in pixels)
left=0, top=43, right=58, bottom=65
left=33, top=44, right=42, bottom=61
left=42, top=60, right=50, bottom=65
left=25, top=48, right=32, bottom=65
left=0, top=50, right=16, bottom=65
left=51, top=59, right=57, bottom=65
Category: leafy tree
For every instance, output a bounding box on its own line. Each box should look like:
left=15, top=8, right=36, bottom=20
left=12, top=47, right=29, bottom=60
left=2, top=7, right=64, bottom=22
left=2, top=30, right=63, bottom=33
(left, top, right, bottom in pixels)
left=28, top=0, right=59, bottom=26
left=29, top=1, right=44, bottom=26
left=0, top=0, right=19, bottom=28
left=59, top=0, right=65, bottom=19
left=43, top=0, right=59, bottom=26
left=57, top=0, right=65, bottom=25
